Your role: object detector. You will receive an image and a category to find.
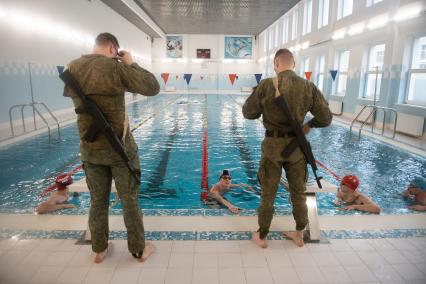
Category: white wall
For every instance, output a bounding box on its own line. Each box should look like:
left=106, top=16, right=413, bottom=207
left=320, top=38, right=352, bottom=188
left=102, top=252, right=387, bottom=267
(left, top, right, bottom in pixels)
left=0, top=0, right=152, bottom=68
left=151, top=34, right=260, bottom=75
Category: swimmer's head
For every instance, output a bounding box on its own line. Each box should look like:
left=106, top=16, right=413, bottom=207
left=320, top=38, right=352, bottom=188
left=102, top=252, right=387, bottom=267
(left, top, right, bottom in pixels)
left=55, top=174, right=73, bottom=191
left=219, top=170, right=232, bottom=183
left=409, top=177, right=426, bottom=191
left=340, top=175, right=359, bottom=191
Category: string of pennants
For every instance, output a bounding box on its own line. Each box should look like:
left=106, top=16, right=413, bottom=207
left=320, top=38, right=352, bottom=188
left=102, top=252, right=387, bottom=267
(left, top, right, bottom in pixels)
left=160, top=70, right=339, bottom=86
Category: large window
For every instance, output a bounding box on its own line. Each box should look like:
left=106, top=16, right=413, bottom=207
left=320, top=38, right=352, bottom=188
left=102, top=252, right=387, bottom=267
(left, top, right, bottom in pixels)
left=303, top=0, right=312, bottom=35
left=275, top=25, right=279, bottom=48
left=406, top=36, right=426, bottom=106
left=291, top=8, right=298, bottom=40
left=335, top=50, right=350, bottom=95
left=268, top=28, right=274, bottom=50
left=364, top=44, right=386, bottom=100
left=263, top=34, right=266, bottom=52
left=316, top=55, right=326, bottom=92
left=318, top=0, right=329, bottom=29
left=282, top=17, right=289, bottom=44
left=337, top=0, right=353, bottom=20
left=366, top=0, right=383, bottom=7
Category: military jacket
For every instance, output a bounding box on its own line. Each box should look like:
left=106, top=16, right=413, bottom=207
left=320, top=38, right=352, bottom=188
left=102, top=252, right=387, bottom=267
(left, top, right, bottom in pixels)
left=242, top=70, right=332, bottom=131
left=63, top=54, right=160, bottom=151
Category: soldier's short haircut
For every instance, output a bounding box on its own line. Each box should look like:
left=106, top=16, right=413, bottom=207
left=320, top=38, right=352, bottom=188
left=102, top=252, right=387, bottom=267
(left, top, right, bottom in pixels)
left=95, top=33, right=120, bottom=48
left=274, top=48, right=294, bottom=64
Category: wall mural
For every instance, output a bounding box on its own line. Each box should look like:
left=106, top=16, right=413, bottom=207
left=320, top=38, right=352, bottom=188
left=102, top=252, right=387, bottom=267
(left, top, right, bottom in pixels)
left=166, top=35, right=183, bottom=58
left=224, top=36, right=252, bottom=59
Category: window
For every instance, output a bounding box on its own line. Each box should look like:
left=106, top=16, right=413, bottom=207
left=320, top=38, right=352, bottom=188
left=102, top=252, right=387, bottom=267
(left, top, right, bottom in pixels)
left=335, top=50, right=350, bottom=95
left=300, top=57, right=310, bottom=77
left=268, top=28, right=274, bottom=50
left=316, top=56, right=326, bottom=92
left=406, top=36, right=426, bottom=106
left=337, top=0, right=353, bottom=20
left=367, top=0, right=383, bottom=7
left=291, top=8, right=298, bottom=40
left=303, top=0, right=312, bottom=35
left=275, top=25, right=279, bottom=47
left=282, top=17, right=289, bottom=44
left=364, top=44, right=385, bottom=100
left=318, top=0, right=329, bottom=29
left=263, top=34, right=266, bottom=52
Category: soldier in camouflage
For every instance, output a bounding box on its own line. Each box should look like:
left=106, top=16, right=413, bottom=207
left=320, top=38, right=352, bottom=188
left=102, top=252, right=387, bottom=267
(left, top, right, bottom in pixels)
left=242, top=49, right=332, bottom=248
left=64, top=33, right=160, bottom=263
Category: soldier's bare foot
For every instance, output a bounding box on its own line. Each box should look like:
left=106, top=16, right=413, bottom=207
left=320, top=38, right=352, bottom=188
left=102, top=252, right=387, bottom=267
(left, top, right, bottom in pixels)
left=94, top=241, right=112, bottom=263
left=282, top=231, right=304, bottom=247
left=139, top=242, right=156, bottom=262
left=251, top=231, right=267, bottom=248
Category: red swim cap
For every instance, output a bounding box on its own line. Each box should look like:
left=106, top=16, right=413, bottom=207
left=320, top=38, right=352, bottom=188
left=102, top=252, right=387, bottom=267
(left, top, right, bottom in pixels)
left=55, top=174, right=73, bottom=190
left=341, top=175, right=359, bottom=190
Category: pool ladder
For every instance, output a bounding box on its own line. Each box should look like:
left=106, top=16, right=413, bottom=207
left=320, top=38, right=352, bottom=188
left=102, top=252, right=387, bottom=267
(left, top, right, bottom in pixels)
left=9, top=101, right=61, bottom=142
left=350, top=105, right=398, bottom=140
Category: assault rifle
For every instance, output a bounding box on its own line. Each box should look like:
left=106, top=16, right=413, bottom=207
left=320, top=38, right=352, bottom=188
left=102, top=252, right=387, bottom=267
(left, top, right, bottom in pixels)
left=274, top=91, right=323, bottom=189
left=60, top=70, right=140, bottom=184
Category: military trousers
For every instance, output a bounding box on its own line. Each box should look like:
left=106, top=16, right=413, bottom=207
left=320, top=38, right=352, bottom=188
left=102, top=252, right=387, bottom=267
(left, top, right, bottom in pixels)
left=257, top=136, right=308, bottom=239
left=82, top=145, right=145, bottom=254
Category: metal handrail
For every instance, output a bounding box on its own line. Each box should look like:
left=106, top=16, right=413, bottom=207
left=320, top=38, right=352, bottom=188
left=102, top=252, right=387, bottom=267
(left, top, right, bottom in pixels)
left=9, top=102, right=61, bottom=141
left=350, top=105, right=398, bottom=140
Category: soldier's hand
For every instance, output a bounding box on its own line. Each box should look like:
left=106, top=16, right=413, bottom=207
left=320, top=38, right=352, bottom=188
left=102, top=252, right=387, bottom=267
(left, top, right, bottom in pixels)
left=117, top=50, right=134, bottom=65
left=302, top=124, right=311, bottom=135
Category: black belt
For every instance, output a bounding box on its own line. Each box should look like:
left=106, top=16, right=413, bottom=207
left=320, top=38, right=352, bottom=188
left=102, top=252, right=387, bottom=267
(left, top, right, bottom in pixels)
left=265, top=130, right=295, bottom=138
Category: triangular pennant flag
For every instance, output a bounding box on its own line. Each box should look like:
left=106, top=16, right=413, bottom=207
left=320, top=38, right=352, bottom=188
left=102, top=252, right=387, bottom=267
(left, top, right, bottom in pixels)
left=255, top=73, right=262, bottom=84
left=183, top=74, right=192, bottom=85
left=229, top=74, right=237, bottom=85
left=304, top=71, right=312, bottom=81
left=56, top=66, right=65, bottom=74
left=161, top=73, right=170, bottom=85
left=330, top=70, right=338, bottom=81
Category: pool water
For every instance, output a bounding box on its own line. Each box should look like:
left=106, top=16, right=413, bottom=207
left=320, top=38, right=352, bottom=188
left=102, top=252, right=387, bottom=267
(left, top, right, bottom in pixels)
left=0, top=94, right=425, bottom=214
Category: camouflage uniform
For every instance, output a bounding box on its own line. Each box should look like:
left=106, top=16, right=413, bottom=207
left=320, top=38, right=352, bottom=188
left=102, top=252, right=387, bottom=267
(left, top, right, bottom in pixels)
left=242, top=70, right=332, bottom=239
left=64, top=54, right=159, bottom=253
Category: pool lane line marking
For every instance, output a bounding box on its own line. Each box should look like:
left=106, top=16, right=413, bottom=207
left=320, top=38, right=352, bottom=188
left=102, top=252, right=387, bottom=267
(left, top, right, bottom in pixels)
left=201, top=95, right=209, bottom=199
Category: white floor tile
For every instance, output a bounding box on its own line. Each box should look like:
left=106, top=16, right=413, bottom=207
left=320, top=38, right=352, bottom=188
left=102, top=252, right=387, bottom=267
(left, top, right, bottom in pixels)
left=239, top=241, right=265, bottom=254
left=319, top=266, right=352, bottom=283
left=347, top=239, right=374, bottom=251
left=392, top=263, right=426, bottom=281
left=215, top=240, right=240, bottom=253
left=367, top=239, right=395, bottom=250
left=269, top=266, right=301, bottom=284
left=56, top=266, right=90, bottom=284
left=1, top=263, right=40, bottom=284
left=265, top=252, right=292, bottom=267
left=110, top=267, right=141, bottom=284
left=261, top=240, right=286, bottom=253
left=14, top=239, right=42, bottom=252
left=35, top=239, right=64, bottom=251
left=379, top=250, right=410, bottom=264
left=55, top=239, right=81, bottom=252
left=195, top=241, right=218, bottom=253
left=192, top=268, right=219, bottom=284
left=138, top=252, right=170, bottom=268
left=218, top=252, right=243, bottom=268
left=194, top=252, right=218, bottom=268
left=369, top=265, right=404, bottom=282
left=110, top=240, right=129, bottom=252
left=294, top=265, right=327, bottom=283
left=407, top=237, right=426, bottom=250
left=138, top=267, right=167, bottom=284
left=400, top=249, right=426, bottom=264
left=70, top=251, right=95, bottom=267
left=311, top=252, right=341, bottom=267
left=244, top=267, right=274, bottom=284
left=329, top=239, right=353, bottom=252
left=282, top=240, right=309, bottom=253
left=172, top=240, right=195, bottom=253
left=242, top=253, right=268, bottom=267
left=164, top=267, right=193, bottom=284
left=21, top=250, right=51, bottom=266
left=357, top=251, right=388, bottom=267
left=83, top=266, right=115, bottom=284
left=415, top=262, right=426, bottom=272
left=151, top=241, right=172, bottom=253
left=335, top=251, right=364, bottom=266
left=289, top=252, right=317, bottom=267
left=29, top=265, right=64, bottom=283
left=343, top=265, right=378, bottom=282
left=219, top=267, right=246, bottom=284
left=305, top=243, right=331, bottom=253
left=168, top=252, right=194, bottom=267
left=386, top=238, right=418, bottom=250
left=0, top=249, right=30, bottom=268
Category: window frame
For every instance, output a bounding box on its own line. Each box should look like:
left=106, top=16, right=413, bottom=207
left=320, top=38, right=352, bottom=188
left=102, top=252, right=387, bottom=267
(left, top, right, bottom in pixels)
left=303, top=0, right=312, bottom=35
left=366, top=0, right=383, bottom=7
left=363, top=44, right=386, bottom=100
left=337, top=0, right=353, bottom=20
left=318, top=0, right=329, bottom=29
left=316, top=55, right=326, bottom=92
left=404, top=35, right=426, bottom=107
left=291, top=8, right=299, bottom=40
left=334, top=50, right=350, bottom=96
left=282, top=16, right=289, bottom=44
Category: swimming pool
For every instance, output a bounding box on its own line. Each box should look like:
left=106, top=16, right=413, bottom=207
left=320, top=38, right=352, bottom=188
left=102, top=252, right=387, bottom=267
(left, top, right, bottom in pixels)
left=0, top=94, right=425, bottom=215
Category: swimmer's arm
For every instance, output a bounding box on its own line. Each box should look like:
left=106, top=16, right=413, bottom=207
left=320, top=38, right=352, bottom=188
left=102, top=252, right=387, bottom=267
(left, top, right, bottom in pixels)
left=209, top=191, right=239, bottom=213
left=231, top=183, right=255, bottom=192
left=344, top=195, right=380, bottom=214
left=409, top=204, right=426, bottom=211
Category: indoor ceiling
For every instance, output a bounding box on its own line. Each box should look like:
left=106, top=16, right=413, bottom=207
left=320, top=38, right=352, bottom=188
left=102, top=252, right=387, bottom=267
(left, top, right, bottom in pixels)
left=103, top=0, right=300, bottom=37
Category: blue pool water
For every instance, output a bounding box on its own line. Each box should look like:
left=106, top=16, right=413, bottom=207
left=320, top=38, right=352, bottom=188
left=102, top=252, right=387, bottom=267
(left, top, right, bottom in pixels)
left=0, top=94, right=425, bottom=214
